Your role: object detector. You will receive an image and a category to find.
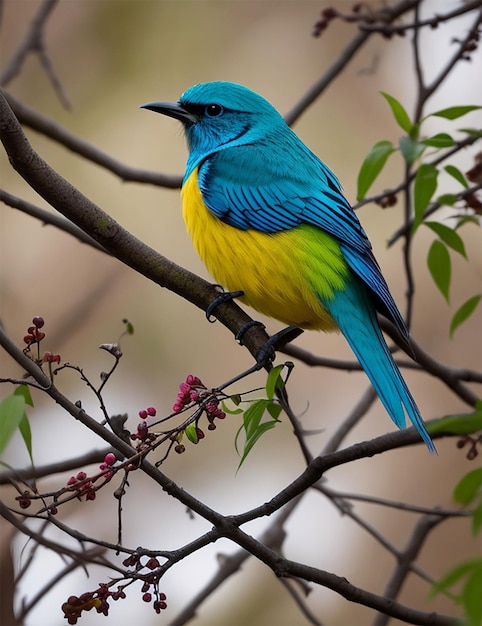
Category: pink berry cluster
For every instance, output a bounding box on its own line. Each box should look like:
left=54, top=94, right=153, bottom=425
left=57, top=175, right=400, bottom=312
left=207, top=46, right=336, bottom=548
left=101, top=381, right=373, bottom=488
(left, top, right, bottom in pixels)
left=172, top=375, right=204, bottom=412
left=122, top=553, right=168, bottom=614
left=130, top=407, right=157, bottom=449
left=204, top=400, right=226, bottom=430
left=15, top=491, right=57, bottom=514
left=171, top=375, right=226, bottom=449
left=23, top=316, right=62, bottom=363
left=172, top=375, right=226, bottom=425
left=23, top=315, right=46, bottom=345
left=312, top=6, right=339, bottom=36
left=66, top=453, right=117, bottom=501
left=376, top=194, right=398, bottom=209
left=16, top=491, right=32, bottom=510
left=457, top=434, right=481, bottom=461
left=138, top=406, right=157, bottom=420
left=62, top=584, right=126, bottom=624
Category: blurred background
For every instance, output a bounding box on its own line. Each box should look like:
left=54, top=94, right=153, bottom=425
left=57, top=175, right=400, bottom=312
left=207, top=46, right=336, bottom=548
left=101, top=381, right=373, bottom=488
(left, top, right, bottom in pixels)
left=1, top=1, right=481, bottom=625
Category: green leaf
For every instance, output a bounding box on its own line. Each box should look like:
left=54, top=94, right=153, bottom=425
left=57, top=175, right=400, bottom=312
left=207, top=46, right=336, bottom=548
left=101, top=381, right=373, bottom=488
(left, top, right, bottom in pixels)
left=431, top=559, right=480, bottom=597
left=463, top=560, right=482, bottom=626
left=430, top=105, right=482, bottom=120
left=234, top=398, right=281, bottom=469
left=243, top=400, right=267, bottom=438
left=380, top=92, right=413, bottom=134
left=436, top=193, right=457, bottom=207
left=237, top=420, right=279, bottom=470
left=265, top=364, right=285, bottom=401
left=399, top=135, right=426, bottom=165
left=0, top=393, right=26, bottom=456
left=429, top=409, right=482, bottom=436
left=267, top=403, right=282, bottom=421
left=0, top=387, right=34, bottom=462
left=420, top=133, right=455, bottom=148
left=450, top=294, right=482, bottom=338
left=184, top=422, right=198, bottom=444
left=123, top=319, right=135, bottom=335
left=234, top=400, right=266, bottom=454
left=15, top=384, right=33, bottom=407
left=455, top=215, right=481, bottom=229
left=459, top=127, right=482, bottom=138
left=427, top=240, right=451, bottom=303
left=221, top=399, right=243, bottom=415
left=454, top=468, right=482, bottom=507
left=445, top=164, right=469, bottom=188
left=439, top=227, right=469, bottom=255
left=413, top=164, right=438, bottom=231
left=425, top=222, right=467, bottom=257
left=13, top=386, right=34, bottom=463
left=356, top=140, right=395, bottom=200
left=472, top=503, right=482, bottom=536
left=18, top=414, right=33, bottom=463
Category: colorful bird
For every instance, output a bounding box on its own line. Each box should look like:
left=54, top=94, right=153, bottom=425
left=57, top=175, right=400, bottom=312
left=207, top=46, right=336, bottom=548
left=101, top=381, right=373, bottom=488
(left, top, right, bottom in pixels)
left=142, top=82, right=435, bottom=452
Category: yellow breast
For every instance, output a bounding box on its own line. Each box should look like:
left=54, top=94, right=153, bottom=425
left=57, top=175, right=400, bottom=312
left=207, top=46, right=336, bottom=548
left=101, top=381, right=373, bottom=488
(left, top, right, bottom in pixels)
left=181, top=169, right=349, bottom=331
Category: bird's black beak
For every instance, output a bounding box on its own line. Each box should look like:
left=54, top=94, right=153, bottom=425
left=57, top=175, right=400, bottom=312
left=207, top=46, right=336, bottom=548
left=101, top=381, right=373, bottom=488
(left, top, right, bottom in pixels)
left=140, top=101, right=198, bottom=125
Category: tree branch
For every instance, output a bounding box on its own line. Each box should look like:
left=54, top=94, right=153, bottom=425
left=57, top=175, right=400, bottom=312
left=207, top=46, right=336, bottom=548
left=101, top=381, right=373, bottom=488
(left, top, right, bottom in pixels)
left=0, top=189, right=108, bottom=252
left=0, top=90, right=271, bottom=363
left=0, top=0, right=59, bottom=86
left=2, top=90, right=182, bottom=188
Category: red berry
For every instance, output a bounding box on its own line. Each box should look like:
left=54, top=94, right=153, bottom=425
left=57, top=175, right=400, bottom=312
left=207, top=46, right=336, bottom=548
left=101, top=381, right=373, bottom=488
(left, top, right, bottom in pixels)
left=321, top=7, right=336, bottom=19
left=104, top=452, right=116, bottom=466
left=146, top=407, right=157, bottom=416
left=32, top=316, right=45, bottom=328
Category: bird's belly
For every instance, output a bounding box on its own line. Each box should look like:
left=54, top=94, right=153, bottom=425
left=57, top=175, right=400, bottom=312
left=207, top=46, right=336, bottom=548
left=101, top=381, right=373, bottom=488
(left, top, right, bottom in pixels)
left=181, top=170, right=350, bottom=331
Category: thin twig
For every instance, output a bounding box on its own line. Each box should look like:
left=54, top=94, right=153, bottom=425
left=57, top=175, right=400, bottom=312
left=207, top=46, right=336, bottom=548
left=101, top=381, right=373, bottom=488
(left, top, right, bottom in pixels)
left=0, top=0, right=58, bottom=86
left=321, top=486, right=470, bottom=518
left=2, top=90, right=182, bottom=188
left=285, top=0, right=422, bottom=126
left=0, top=189, right=108, bottom=253
left=16, top=546, right=106, bottom=621
left=372, top=514, right=444, bottom=626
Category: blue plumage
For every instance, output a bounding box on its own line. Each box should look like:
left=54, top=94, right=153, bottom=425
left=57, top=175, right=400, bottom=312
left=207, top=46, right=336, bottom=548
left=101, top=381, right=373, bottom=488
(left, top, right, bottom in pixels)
left=142, top=81, right=435, bottom=452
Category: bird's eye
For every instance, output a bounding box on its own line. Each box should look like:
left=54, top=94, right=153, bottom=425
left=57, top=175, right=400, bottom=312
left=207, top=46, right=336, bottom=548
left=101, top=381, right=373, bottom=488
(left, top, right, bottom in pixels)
left=205, top=103, right=224, bottom=117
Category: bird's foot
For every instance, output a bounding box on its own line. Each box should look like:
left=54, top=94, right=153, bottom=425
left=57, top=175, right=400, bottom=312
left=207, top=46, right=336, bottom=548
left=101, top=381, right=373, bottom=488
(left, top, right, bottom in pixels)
left=255, top=325, right=303, bottom=368
left=214, top=326, right=301, bottom=393
left=206, top=288, right=244, bottom=322
left=235, top=320, right=266, bottom=344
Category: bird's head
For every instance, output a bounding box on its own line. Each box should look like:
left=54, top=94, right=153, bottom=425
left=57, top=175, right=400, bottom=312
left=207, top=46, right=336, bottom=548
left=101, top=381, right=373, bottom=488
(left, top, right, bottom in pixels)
left=141, top=81, right=286, bottom=164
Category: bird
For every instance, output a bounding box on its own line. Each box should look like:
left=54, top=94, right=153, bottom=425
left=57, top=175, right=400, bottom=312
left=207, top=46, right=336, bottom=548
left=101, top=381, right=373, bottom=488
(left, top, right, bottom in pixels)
left=141, top=81, right=435, bottom=452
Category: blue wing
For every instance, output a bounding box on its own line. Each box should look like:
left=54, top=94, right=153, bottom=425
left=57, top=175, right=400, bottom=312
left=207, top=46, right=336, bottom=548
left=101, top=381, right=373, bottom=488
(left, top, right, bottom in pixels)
left=197, top=139, right=409, bottom=341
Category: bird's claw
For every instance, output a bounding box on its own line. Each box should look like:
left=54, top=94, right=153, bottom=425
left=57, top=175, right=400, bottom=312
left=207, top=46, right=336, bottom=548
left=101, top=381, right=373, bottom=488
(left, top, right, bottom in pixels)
left=206, top=289, right=244, bottom=322
left=235, top=320, right=266, bottom=344
left=255, top=325, right=303, bottom=368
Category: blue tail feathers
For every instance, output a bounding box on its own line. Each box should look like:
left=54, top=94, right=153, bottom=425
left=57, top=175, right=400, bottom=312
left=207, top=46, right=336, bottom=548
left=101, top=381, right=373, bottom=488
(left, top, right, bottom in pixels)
left=324, top=280, right=436, bottom=453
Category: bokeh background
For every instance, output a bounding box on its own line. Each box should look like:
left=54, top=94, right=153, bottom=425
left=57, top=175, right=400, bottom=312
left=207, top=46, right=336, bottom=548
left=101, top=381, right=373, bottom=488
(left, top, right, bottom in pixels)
left=1, top=1, right=481, bottom=625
